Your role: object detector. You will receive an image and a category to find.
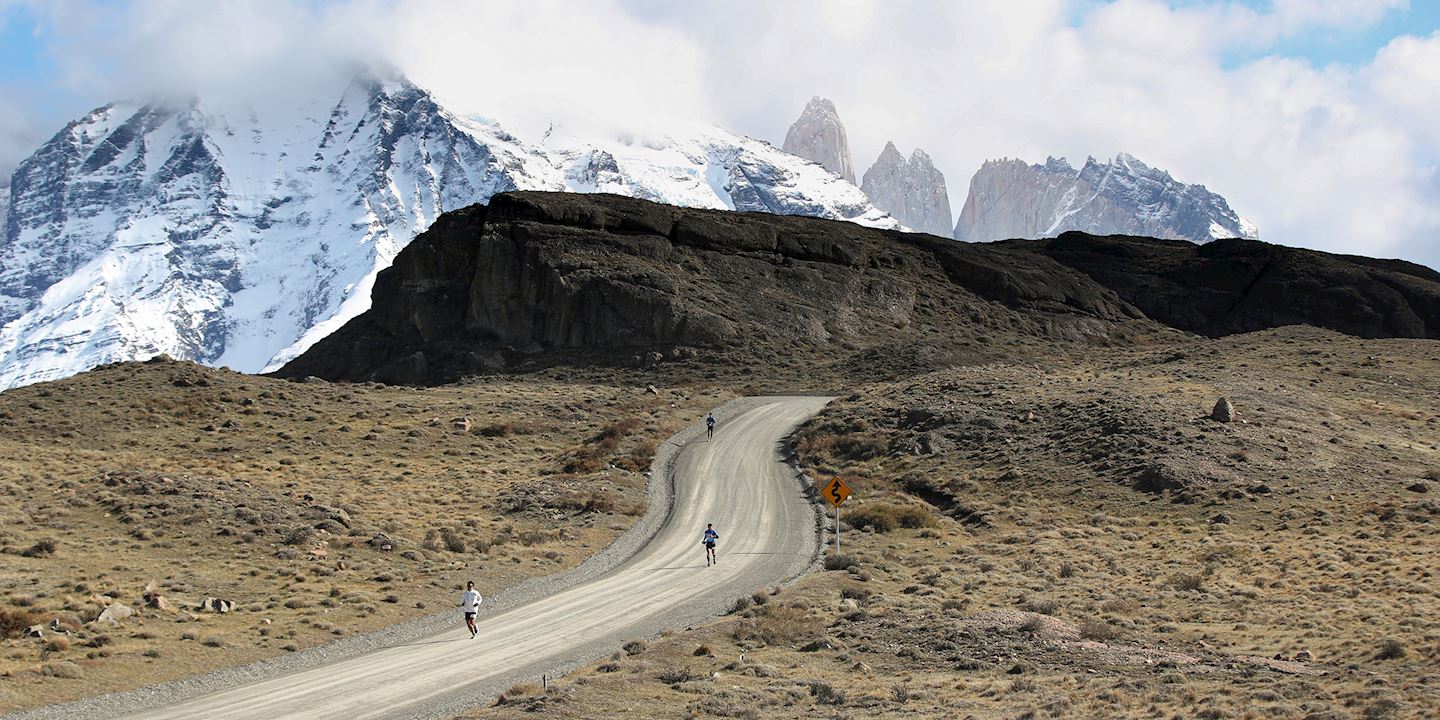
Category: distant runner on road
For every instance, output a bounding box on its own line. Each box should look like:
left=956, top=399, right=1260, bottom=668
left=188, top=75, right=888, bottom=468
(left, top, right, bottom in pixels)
left=706, top=413, right=716, bottom=441
left=460, top=581, right=483, bottom=638
left=702, top=524, right=719, bottom=566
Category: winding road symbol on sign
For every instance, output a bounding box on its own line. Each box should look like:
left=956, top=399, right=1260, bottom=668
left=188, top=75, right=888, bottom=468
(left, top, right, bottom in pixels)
left=822, top=477, right=851, bottom=508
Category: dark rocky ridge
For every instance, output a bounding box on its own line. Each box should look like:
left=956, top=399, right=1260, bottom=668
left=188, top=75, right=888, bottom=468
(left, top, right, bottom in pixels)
left=279, top=192, right=1154, bottom=385
left=1013, top=232, right=1440, bottom=339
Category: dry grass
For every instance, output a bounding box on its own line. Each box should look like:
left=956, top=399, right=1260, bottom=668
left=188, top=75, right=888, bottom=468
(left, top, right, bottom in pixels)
left=0, top=359, right=727, bottom=713
left=465, top=327, right=1440, bottom=720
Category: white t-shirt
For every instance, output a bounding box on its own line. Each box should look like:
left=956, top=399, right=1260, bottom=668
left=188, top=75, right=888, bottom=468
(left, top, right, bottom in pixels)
left=460, top=589, right=483, bottom=612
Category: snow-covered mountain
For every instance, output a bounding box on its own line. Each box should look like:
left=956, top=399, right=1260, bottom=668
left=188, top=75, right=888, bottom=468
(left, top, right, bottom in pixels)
left=953, top=154, right=1257, bottom=244
left=0, top=75, right=897, bottom=390
left=861, top=142, right=952, bottom=237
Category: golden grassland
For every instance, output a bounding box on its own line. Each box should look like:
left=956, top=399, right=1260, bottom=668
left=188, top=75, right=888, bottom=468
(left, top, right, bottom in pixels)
left=0, top=357, right=727, bottom=712
left=467, top=328, right=1439, bottom=720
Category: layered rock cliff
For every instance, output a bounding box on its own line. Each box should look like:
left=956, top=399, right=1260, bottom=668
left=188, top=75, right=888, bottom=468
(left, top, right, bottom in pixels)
left=1015, top=232, right=1440, bottom=339
left=954, top=155, right=1256, bottom=243
left=782, top=97, right=856, bottom=184
left=861, top=142, right=952, bottom=236
left=279, top=192, right=1152, bottom=385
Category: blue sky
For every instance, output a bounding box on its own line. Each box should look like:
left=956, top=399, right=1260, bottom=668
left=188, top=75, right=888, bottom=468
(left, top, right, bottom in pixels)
left=1, top=0, right=1438, bottom=267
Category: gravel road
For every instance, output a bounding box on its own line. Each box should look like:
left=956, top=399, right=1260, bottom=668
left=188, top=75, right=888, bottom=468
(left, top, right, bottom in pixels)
left=11, top=396, right=831, bottom=720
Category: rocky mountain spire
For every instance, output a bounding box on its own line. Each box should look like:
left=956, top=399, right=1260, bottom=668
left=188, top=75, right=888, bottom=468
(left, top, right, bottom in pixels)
left=860, top=141, right=952, bottom=236
left=953, top=153, right=1257, bottom=243
left=782, top=96, right=855, bottom=184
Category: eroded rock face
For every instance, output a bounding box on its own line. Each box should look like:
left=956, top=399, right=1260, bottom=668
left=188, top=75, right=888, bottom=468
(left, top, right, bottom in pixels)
left=954, top=155, right=1256, bottom=244
left=279, top=192, right=1149, bottom=385
left=1014, top=232, right=1440, bottom=339
left=782, top=97, right=856, bottom=184
left=861, top=142, right=952, bottom=237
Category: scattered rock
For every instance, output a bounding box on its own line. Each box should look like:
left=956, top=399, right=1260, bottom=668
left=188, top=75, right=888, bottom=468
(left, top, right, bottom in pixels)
left=1293, top=649, right=1315, bottom=663
left=97, top=603, right=133, bottom=625
left=917, top=431, right=951, bottom=455
left=368, top=534, right=394, bottom=551
left=839, top=598, right=859, bottom=613
left=1407, top=483, right=1430, bottom=493
left=24, top=625, right=44, bottom=639
left=645, top=384, right=660, bottom=395
left=451, top=417, right=473, bottom=433
left=199, top=597, right=234, bottom=614
left=1210, top=513, right=1233, bottom=525
left=1211, top=397, right=1236, bottom=423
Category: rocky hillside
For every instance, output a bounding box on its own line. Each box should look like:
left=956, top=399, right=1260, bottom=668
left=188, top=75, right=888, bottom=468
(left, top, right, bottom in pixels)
left=954, top=155, right=1256, bottom=243
left=1015, top=232, right=1440, bottom=339
left=782, top=97, right=856, bottom=184
left=278, top=192, right=1157, bottom=385
left=860, top=142, right=952, bottom=237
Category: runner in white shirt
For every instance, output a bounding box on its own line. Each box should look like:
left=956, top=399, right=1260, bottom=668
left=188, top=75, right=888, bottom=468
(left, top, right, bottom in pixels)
left=460, top=581, right=483, bottom=639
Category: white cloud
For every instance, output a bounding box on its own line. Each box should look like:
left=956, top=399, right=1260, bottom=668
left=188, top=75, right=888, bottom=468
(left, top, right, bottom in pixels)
left=2, top=0, right=1436, bottom=268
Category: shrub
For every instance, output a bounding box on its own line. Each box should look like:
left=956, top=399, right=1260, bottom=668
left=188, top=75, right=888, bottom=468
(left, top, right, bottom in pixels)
left=1166, top=573, right=1205, bottom=592
left=202, top=636, right=226, bottom=648
left=809, top=680, right=847, bottom=706
left=1080, top=619, right=1122, bottom=641
left=44, top=636, right=71, bottom=652
left=656, top=666, right=697, bottom=684
left=495, top=682, right=542, bottom=704
left=21, top=538, right=58, bottom=557
left=823, top=554, right=857, bottom=571
left=0, top=607, right=40, bottom=639
left=846, top=503, right=934, bottom=533
left=1100, top=598, right=1141, bottom=615
left=441, top=529, right=466, bottom=553
left=622, top=639, right=647, bottom=655
left=1022, top=598, right=1059, bottom=616
left=1376, top=639, right=1406, bottom=660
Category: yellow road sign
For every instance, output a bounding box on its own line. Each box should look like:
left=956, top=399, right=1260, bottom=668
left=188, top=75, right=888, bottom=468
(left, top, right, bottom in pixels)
left=821, top=477, right=851, bottom=507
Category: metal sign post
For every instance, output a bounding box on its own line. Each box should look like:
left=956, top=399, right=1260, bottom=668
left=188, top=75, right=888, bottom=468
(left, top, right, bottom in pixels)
left=820, top=477, right=851, bottom=556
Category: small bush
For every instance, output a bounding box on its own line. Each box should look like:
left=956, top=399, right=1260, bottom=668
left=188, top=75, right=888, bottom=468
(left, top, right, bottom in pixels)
left=1022, top=598, right=1059, bottom=616
left=810, top=680, right=847, bottom=706
left=41, top=661, right=83, bottom=679
left=495, top=682, right=542, bottom=705
left=0, top=607, right=41, bottom=639
left=1080, top=619, right=1122, bottom=641
left=44, top=636, right=71, bottom=652
left=846, top=503, right=934, bottom=533
left=823, top=554, right=857, bottom=571
left=693, top=644, right=713, bottom=657
left=622, top=639, right=647, bottom=655
left=1100, top=598, right=1140, bottom=615
left=202, top=636, right=226, bottom=648
left=1166, top=573, right=1205, bottom=592
left=441, top=529, right=466, bottom=553
left=656, top=666, right=697, bottom=685
left=1376, top=639, right=1406, bottom=660
left=21, top=538, right=58, bottom=557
